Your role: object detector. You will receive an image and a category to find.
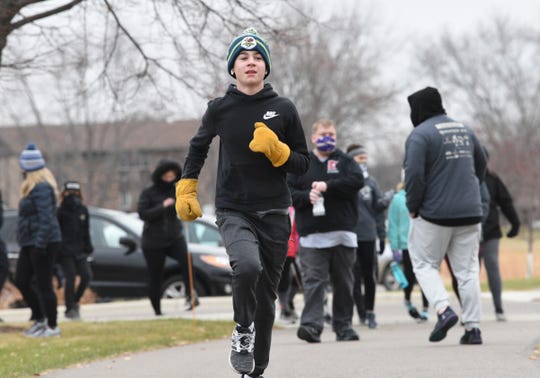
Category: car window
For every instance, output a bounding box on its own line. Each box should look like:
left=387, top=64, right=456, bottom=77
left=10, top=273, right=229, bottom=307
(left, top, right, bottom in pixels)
left=90, top=217, right=129, bottom=249
left=188, top=221, right=222, bottom=247
left=0, top=215, right=17, bottom=244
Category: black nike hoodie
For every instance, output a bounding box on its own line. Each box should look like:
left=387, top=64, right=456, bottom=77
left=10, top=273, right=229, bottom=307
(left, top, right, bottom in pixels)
left=183, top=84, right=309, bottom=212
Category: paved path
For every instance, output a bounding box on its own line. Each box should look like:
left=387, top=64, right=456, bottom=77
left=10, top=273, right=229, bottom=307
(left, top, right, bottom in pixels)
left=2, top=290, right=540, bottom=377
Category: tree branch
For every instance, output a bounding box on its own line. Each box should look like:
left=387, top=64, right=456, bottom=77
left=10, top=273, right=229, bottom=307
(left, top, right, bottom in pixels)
left=10, top=0, right=84, bottom=31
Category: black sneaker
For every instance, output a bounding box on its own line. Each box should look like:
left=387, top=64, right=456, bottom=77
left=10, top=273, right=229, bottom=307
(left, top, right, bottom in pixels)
left=185, top=296, right=200, bottom=311
left=366, top=313, right=377, bottom=329
left=429, top=307, right=458, bottom=342
left=336, top=328, right=360, bottom=341
left=460, top=328, right=482, bottom=345
left=406, top=303, right=421, bottom=320
left=297, top=325, right=321, bottom=343
left=229, top=325, right=255, bottom=374
left=65, top=308, right=80, bottom=320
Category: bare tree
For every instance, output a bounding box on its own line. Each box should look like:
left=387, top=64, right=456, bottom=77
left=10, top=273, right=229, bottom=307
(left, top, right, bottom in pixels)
left=0, top=0, right=302, bottom=105
left=270, top=5, right=398, bottom=146
left=415, top=17, right=540, bottom=276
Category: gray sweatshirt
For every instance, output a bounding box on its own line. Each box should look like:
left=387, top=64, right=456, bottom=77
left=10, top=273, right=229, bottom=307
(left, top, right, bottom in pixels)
left=404, top=114, right=486, bottom=223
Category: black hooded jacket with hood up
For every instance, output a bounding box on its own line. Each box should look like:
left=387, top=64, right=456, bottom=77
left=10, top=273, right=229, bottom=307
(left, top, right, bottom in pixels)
left=138, top=160, right=184, bottom=249
left=403, top=87, right=487, bottom=225
left=57, top=194, right=93, bottom=259
left=182, top=84, right=309, bottom=213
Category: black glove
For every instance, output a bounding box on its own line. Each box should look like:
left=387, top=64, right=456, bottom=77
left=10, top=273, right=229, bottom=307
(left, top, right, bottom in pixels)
left=378, top=240, right=385, bottom=255
left=506, top=224, right=519, bottom=238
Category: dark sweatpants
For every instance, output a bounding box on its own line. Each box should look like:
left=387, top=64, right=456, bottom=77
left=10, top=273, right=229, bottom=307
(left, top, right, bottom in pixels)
left=0, top=240, right=8, bottom=293
left=60, top=255, right=93, bottom=312
left=216, top=209, right=289, bottom=377
left=300, top=244, right=356, bottom=334
left=353, top=240, right=377, bottom=316
left=15, top=243, right=60, bottom=328
left=142, top=237, right=190, bottom=315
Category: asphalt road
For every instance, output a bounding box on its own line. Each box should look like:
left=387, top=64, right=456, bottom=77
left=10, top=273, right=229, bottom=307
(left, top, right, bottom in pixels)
left=2, top=289, right=539, bottom=377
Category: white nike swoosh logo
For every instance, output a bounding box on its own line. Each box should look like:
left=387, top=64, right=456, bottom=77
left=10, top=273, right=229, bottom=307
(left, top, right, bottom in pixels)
left=263, top=114, right=279, bottom=120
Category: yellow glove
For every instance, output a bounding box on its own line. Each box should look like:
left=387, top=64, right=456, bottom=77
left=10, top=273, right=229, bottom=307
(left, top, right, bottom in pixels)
left=175, top=179, right=202, bottom=221
left=249, top=122, right=291, bottom=167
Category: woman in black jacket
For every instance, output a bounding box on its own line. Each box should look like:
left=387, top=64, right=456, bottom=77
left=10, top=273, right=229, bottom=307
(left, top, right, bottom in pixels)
left=15, top=143, right=62, bottom=337
left=137, top=159, right=195, bottom=315
left=57, top=181, right=93, bottom=319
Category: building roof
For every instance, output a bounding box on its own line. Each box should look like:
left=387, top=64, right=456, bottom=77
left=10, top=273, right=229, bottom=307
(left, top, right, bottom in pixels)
left=0, top=119, right=200, bottom=157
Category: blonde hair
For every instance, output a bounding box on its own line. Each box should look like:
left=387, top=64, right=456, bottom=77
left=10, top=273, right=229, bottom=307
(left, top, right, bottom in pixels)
left=312, top=119, right=336, bottom=134
left=21, top=168, right=59, bottom=198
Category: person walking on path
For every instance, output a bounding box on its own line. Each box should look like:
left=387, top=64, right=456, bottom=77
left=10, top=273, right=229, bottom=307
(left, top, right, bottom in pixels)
left=289, top=119, right=364, bottom=344
left=277, top=206, right=302, bottom=323
left=480, top=148, right=520, bottom=321
left=346, top=144, right=392, bottom=329
left=57, top=181, right=93, bottom=320
left=387, top=181, right=429, bottom=322
left=404, top=87, right=487, bottom=345
left=0, top=190, right=8, bottom=322
left=175, top=27, right=309, bottom=378
left=138, top=159, right=196, bottom=316
left=15, top=143, right=63, bottom=337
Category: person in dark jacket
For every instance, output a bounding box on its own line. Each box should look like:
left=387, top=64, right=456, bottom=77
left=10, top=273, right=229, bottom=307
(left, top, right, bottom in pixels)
left=346, top=144, right=393, bottom=329
left=404, top=87, right=487, bottom=345
left=175, top=27, right=309, bottom=378
left=57, top=181, right=93, bottom=320
left=138, top=159, right=194, bottom=316
left=289, top=119, right=364, bottom=344
left=481, top=149, right=520, bottom=321
left=15, top=143, right=63, bottom=337
left=0, top=190, right=8, bottom=322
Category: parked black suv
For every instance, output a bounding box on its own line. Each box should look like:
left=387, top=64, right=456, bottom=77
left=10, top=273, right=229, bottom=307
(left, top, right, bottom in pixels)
left=1, top=207, right=232, bottom=299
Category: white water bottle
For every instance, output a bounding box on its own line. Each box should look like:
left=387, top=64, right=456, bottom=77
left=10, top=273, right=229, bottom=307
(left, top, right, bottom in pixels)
left=312, top=195, right=325, bottom=217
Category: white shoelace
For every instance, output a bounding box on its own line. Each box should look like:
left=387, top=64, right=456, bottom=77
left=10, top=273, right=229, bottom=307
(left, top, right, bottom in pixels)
left=231, top=328, right=255, bottom=353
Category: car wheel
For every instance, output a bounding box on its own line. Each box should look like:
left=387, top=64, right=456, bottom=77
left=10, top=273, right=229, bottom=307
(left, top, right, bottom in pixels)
left=382, top=262, right=402, bottom=291
left=161, top=275, right=206, bottom=299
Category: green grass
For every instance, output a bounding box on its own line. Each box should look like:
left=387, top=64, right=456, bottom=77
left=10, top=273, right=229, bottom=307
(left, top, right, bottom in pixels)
left=480, top=277, right=540, bottom=291
left=0, top=318, right=233, bottom=378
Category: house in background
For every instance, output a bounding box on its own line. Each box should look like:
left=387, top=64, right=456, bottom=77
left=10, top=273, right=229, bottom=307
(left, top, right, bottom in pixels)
left=0, top=120, right=218, bottom=211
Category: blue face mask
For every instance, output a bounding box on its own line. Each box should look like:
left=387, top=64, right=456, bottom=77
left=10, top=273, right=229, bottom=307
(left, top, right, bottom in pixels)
left=315, top=136, right=336, bottom=152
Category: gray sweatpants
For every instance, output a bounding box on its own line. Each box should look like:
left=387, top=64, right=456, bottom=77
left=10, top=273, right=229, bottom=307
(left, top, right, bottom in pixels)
left=409, top=217, right=482, bottom=329
left=480, top=238, right=503, bottom=313
left=216, top=209, right=289, bottom=376
left=299, top=245, right=356, bottom=334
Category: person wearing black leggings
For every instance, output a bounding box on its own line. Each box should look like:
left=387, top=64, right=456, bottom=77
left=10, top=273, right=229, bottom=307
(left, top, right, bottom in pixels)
left=347, top=144, right=392, bottom=329
left=57, top=181, right=94, bottom=319
left=0, top=190, right=8, bottom=313
left=137, top=159, right=195, bottom=315
left=15, top=143, right=63, bottom=337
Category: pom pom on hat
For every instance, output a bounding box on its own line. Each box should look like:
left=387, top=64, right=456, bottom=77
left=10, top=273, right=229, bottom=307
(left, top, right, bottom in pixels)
left=227, top=27, right=271, bottom=78
left=19, top=143, right=45, bottom=172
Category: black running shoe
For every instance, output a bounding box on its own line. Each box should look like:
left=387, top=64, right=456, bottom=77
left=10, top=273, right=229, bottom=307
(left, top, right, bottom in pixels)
left=229, top=325, right=255, bottom=374
left=429, top=306, right=458, bottom=342
left=297, top=325, right=321, bottom=343
left=336, top=328, right=360, bottom=341
left=460, top=328, right=482, bottom=345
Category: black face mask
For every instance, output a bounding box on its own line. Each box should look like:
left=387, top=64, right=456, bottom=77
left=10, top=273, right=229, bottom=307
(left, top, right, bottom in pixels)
left=157, top=180, right=175, bottom=191
left=63, top=194, right=81, bottom=206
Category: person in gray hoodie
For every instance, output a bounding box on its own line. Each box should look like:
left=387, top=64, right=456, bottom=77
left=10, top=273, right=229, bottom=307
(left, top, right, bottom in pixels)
left=404, top=87, right=487, bottom=345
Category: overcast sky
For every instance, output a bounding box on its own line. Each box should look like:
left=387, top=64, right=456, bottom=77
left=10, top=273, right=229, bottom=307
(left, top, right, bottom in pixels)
left=336, top=0, right=540, bottom=34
